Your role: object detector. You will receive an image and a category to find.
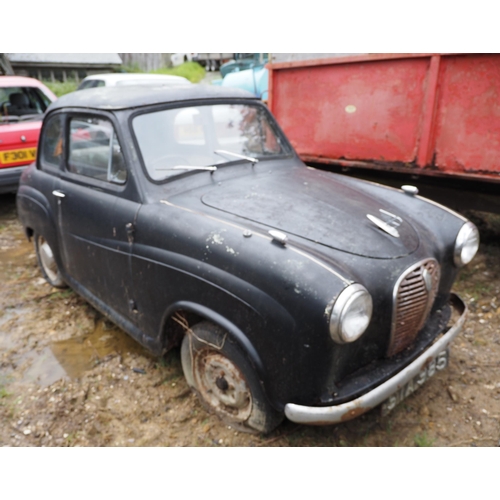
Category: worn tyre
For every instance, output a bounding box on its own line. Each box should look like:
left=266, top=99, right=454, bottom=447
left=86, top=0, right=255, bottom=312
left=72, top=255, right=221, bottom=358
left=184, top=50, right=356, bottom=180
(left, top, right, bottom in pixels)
left=34, top=233, right=66, bottom=288
left=181, top=321, right=283, bottom=434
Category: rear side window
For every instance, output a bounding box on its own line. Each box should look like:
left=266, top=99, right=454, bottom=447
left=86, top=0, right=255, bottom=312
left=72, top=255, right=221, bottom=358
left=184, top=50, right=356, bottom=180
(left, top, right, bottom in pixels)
left=40, top=114, right=64, bottom=169
left=68, top=117, right=127, bottom=184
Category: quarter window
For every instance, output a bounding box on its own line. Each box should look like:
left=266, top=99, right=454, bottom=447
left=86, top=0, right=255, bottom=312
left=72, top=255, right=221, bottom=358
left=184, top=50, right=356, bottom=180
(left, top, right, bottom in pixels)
left=40, top=114, right=64, bottom=169
left=68, top=117, right=127, bottom=184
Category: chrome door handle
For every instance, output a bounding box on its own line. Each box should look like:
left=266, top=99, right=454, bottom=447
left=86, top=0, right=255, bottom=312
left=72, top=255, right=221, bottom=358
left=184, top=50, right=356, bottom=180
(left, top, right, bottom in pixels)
left=52, top=190, right=66, bottom=198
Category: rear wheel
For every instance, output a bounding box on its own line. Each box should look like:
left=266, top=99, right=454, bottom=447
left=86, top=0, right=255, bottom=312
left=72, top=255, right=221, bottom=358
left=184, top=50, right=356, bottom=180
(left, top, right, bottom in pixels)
left=34, top=233, right=66, bottom=288
left=181, top=321, right=283, bottom=434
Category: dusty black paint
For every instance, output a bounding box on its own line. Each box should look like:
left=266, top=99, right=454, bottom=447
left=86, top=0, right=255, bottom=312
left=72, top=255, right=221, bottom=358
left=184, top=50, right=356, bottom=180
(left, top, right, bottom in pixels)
left=17, top=85, right=469, bottom=413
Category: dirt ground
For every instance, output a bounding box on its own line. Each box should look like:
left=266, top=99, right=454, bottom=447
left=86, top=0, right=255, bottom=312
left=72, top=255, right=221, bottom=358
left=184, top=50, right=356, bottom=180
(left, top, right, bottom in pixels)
left=1, top=192, right=500, bottom=447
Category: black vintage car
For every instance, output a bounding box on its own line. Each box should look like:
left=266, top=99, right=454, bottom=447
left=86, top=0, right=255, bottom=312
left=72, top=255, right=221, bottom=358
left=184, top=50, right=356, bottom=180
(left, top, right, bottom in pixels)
left=17, top=85, right=479, bottom=433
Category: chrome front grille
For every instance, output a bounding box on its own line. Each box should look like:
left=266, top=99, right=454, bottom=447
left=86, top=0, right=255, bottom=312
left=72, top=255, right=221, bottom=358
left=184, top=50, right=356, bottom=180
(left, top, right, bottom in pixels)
left=388, top=259, right=440, bottom=357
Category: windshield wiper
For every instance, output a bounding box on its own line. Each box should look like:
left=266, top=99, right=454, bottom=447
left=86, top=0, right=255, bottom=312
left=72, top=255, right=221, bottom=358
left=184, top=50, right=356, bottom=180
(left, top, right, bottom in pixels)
left=214, top=150, right=259, bottom=164
left=155, top=165, right=217, bottom=172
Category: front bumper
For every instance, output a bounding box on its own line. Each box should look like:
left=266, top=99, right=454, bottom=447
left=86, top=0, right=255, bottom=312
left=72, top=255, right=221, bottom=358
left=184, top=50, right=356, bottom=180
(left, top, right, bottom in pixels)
left=284, top=293, right=466, bottom=425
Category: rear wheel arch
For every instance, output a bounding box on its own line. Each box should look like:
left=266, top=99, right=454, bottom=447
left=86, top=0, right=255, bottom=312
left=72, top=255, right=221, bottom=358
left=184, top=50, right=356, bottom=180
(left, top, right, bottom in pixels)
left=17, top=192, right=58, bottom=251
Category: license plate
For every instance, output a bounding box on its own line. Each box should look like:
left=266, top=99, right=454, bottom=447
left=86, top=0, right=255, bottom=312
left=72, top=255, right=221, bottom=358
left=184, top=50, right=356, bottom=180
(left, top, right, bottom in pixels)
left=0, top=147, right=37, bottom=165
left=380, top=349, right=449, bottom=417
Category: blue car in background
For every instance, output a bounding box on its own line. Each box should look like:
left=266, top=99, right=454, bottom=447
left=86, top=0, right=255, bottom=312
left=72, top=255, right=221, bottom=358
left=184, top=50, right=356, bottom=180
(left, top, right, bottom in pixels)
left=219, top=53, right=268, bottom=77
left=213, top=53, right=269, bottom=101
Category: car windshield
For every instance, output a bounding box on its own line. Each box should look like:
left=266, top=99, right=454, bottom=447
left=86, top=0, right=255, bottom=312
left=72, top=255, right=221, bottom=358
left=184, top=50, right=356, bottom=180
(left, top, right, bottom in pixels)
left=0, top=86, right=52, bottom=123
left=133, top=103, right=290, bottom=181
left=77, top=79, right=105, bottom=90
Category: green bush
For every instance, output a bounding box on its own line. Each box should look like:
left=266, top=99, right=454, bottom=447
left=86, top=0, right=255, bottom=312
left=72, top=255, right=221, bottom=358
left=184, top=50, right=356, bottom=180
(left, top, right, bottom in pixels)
left=41, top=61, right=206, bottom=99
left=120, top=63, right=142, bottom=74
left=151, top=62, right=206, bottom=83
left=43, top=80, right=78, bottom=97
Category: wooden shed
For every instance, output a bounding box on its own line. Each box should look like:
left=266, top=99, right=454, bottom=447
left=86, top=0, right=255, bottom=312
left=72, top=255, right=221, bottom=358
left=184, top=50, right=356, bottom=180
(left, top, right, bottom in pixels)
left=6, top=53, right=122, bottom=82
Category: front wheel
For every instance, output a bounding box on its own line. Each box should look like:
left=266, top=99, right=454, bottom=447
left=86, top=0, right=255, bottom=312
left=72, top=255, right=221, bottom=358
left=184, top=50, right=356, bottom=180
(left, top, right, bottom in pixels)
left=181, top=321, right=283, bottom=434
left=34, top=233, right=66, bottom=288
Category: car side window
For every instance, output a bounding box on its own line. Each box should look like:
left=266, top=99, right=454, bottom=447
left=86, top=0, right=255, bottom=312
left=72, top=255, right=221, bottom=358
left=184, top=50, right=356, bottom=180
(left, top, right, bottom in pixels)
left=28, top=88, right=52, bottom=112
left=40, top=114, right=64, bottom=170
left=68, top=117, right=127, bottom=184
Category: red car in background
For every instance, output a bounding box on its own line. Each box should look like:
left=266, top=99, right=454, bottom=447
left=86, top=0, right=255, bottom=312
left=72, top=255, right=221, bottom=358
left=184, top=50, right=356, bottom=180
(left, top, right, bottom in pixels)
left=0, top=76, right=56, bottom=193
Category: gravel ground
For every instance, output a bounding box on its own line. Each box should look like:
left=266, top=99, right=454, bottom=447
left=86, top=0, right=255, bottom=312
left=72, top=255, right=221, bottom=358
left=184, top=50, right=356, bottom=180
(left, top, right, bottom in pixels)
left=1, top=192, right=500, bottom=447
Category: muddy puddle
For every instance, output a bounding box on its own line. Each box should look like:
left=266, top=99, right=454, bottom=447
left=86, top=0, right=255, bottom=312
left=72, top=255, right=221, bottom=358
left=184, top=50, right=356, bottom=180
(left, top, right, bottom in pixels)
left=22, top=320, right=146, bottom=387
left=23, top=323, right=146, bottom=386
left=1, top=196, right=149, bottom=389
left=3, top=314, right=149, bottom=387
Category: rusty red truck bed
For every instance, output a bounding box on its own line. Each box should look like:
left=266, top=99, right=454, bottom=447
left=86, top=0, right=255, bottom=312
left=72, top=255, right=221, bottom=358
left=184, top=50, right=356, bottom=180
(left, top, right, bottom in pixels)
left=268, top=53, right=500, bottom=186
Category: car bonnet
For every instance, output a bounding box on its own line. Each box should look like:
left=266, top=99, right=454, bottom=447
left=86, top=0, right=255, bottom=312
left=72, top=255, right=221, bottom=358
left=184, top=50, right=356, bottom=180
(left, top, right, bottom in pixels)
left=200, top=167, right=420, bottom=259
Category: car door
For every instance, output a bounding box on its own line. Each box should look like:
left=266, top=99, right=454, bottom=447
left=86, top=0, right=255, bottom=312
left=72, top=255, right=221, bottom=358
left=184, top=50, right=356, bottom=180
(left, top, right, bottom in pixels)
left=53, top=113, right=141, bottom=321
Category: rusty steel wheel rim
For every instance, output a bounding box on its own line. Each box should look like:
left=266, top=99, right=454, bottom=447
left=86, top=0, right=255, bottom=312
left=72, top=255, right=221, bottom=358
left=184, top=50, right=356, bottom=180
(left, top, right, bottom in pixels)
left=39, top=236, right=58, bottom=283
left=194, top=350, right=252, bottom=421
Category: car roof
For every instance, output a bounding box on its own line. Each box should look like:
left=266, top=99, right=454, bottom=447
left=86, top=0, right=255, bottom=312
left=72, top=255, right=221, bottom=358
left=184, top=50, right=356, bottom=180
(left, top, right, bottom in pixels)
left=48, top=84, right=258, bottom=112
left=81, top=73, right=191, bottom=85
left=0, top=75, right=57, bottom=101
left=0, top=75, right=49, bottom=88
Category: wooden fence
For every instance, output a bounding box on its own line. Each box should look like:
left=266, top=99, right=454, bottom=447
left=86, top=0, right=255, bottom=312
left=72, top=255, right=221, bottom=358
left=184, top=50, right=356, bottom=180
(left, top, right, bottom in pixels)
left=118, top=53, right=173, bottom=72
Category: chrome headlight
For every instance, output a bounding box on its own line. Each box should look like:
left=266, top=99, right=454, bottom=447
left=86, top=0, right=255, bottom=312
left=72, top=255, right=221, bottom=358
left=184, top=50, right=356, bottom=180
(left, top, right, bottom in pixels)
left=454, top=221, right=479, bottom=267
left=329, top=284, right=373, bottom=344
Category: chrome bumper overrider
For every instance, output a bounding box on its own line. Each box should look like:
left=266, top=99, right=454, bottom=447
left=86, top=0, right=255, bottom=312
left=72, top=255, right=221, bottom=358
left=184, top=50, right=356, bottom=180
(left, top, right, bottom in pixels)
left=284, top=294, right=466, bottom=425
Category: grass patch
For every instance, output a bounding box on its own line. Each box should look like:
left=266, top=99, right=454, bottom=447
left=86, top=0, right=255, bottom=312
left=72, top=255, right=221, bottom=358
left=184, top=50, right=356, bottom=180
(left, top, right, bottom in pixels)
left=151, top=62, right=206, bottom=83
left=42, top=80, right=79, bottom=97
left=49, top=289, right=74, bottom=300
left=161, top=373, right=182, bottom=385
left=414, top=432, right=434, bottom=447
left=455, top=278, right=492, bottom=301
left=0, top=384, right=11, bottom=405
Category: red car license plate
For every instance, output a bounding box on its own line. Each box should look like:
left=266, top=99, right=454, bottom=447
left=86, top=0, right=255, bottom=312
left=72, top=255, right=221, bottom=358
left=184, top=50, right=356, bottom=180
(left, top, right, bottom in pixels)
left=380, top=349, right=449, bottom=417
left=0, top=147, right=37, bottom=165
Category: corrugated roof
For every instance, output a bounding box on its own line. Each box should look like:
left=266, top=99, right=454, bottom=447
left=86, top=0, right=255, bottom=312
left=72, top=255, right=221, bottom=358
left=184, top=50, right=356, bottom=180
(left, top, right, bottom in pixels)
left=271, top=53, right=364, bottom=63
left=6, top=53, right=122, bottom=65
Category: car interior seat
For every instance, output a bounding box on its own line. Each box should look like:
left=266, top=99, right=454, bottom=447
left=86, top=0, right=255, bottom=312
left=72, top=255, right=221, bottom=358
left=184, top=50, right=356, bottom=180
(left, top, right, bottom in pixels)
left=8, top=92, right=35, bottom=116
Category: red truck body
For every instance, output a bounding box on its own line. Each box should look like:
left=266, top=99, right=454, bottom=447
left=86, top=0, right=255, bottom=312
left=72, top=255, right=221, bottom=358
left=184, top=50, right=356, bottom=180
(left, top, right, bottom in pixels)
left=268, top=53, right=500, bottom=185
